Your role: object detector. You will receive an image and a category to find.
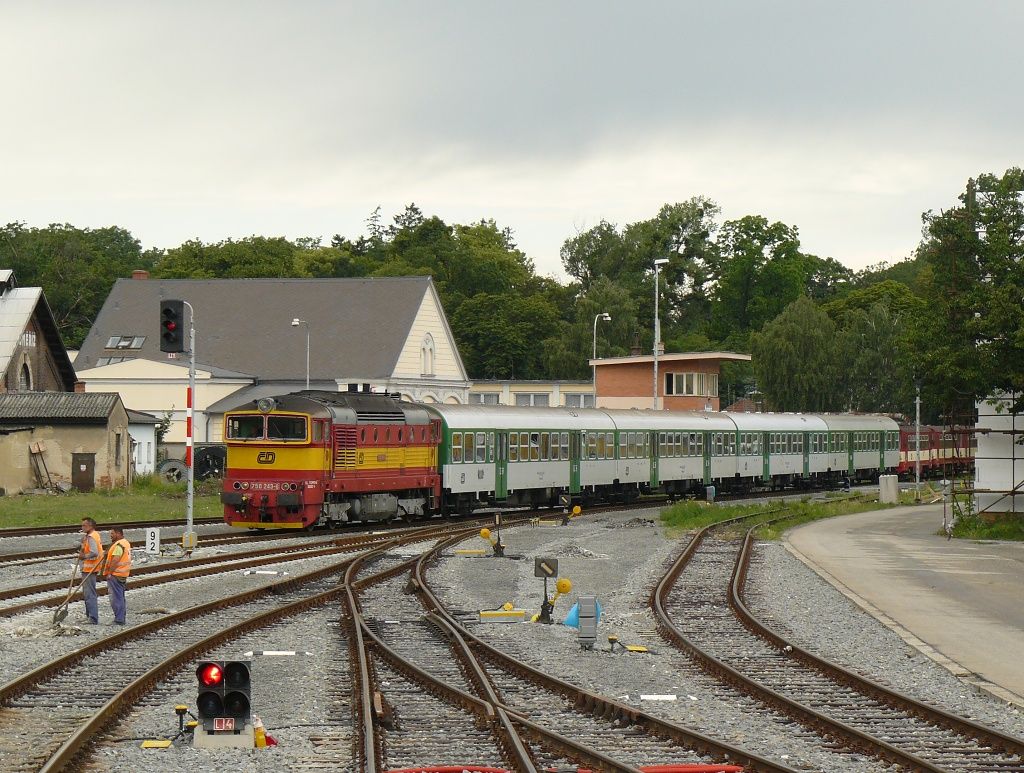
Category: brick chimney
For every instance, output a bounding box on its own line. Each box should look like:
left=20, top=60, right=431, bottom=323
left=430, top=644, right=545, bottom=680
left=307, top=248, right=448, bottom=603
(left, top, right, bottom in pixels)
left=131, top=270, right=150, bottom=280
left=74, top=381, right=87, bottom=393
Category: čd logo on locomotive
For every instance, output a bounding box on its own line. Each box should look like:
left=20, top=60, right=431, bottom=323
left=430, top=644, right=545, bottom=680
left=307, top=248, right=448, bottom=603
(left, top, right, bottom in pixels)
left=256, top=451, right=277, bottom=464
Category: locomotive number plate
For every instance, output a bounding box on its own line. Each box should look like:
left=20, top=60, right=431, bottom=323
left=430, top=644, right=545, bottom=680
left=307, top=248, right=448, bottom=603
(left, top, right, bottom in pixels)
left=250, top=482, right=279, bottom=490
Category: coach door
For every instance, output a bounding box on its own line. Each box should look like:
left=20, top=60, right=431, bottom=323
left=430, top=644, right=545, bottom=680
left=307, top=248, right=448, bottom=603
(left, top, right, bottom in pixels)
left=702, top=432, right=712, bottom=485
left=848, top=432, right=855, bottom=475
left=569, top=431, right=582, bottom=494
left=650, top=430, right=659, bottom=488
left=762, top=432, right=770, bottom=483
left=495, top=431, right=508, bottom=500
left=803, top=431, right=810, bottom=477
left=878, top=431, right=885, bottom=472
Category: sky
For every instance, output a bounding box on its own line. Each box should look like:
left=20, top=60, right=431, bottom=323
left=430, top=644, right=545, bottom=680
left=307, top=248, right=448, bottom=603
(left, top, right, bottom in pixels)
left=2, top=2, right=1021, bottom=279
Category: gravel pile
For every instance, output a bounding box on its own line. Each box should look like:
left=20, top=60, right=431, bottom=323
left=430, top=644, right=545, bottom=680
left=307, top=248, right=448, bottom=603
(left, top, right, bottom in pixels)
left=747, top=541, right=1024, bottom=737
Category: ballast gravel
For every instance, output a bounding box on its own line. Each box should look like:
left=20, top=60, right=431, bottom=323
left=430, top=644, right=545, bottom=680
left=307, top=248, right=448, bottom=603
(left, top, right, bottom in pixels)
left=0, top=549, right=358, bottom=685
left=747, top=540, right=1024, bottom=738
left=427, top=509, right=1022, bottom=772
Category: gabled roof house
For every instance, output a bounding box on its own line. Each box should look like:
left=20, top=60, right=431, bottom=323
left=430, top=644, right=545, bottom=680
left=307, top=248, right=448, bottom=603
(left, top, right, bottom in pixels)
left=74, top=273, right=470, bottom=448
left=0, top=270, right=77, bottom=394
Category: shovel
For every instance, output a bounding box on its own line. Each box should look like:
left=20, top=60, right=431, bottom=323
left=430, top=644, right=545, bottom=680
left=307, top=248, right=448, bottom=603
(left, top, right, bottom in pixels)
left=52, top=554, right=83, bottom=626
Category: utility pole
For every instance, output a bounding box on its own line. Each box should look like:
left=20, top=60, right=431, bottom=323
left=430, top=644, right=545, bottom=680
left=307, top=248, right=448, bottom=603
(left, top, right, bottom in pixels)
left=653, top=258, right=668, bottom=409
left=915, top=383, right=922, bottom=504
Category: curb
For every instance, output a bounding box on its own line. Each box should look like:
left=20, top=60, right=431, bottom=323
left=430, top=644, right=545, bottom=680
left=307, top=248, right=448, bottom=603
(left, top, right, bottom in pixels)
left=782, top=540, right=1024, bottom=710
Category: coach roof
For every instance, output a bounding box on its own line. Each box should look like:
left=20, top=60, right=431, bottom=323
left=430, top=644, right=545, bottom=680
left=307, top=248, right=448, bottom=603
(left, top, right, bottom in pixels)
left=75, top=276, right=443, bottom=381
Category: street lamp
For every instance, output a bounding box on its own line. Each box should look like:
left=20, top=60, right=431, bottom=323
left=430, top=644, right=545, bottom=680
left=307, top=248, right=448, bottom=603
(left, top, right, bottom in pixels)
left=592, top=312, right=611, bottom=398
left=653, top=258, right=669, bottom=409
left=291, top=318, right=310, bottom=390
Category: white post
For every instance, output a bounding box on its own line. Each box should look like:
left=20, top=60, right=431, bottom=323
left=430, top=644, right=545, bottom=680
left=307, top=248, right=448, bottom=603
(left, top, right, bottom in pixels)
left=915, top=384, right=921, bottom=503
left=592, top=312, right=609, bottom=400
left=182, top=301, right=197, bottom=553
left=304, top=326, right=310, bottom=390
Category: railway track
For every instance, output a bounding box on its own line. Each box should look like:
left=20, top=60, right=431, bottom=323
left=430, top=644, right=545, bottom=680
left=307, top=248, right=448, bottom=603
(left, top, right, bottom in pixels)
left=342, top=528, right=794, bottom=772
left=651, top=514, right=1024, bottom=773
left=0, top=534, right=390, bottom=619
left=0, top=516, right=225, bottom=540
left=0, top=522, right=484, bottom=772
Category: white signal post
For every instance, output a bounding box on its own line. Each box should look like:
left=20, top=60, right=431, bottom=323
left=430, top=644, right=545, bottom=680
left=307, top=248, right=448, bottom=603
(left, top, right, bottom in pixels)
left=183, top=301, right=198, bottom=553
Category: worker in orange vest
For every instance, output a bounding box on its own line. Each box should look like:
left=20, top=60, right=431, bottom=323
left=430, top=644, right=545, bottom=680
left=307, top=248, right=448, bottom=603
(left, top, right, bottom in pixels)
left=78, top=517, right=103, bottom=625
left=102, top=526, right=132, bottom=625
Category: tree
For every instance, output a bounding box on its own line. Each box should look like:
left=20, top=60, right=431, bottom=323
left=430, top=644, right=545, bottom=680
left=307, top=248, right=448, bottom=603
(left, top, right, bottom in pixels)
left=709, top=215, right=810, bottom=342
left=838, top=302, right=913, bottom=414
left=0, top=222, right=150, bottom=347
left=751, top=296, right=840, bottom=411
left=912, top=169, right=1024, bottom=418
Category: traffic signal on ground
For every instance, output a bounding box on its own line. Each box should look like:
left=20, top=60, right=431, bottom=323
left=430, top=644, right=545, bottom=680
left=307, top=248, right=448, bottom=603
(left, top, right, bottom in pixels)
left=160, top=300, right=185, bottom=353
left=196, top=660, right=251, bottom=730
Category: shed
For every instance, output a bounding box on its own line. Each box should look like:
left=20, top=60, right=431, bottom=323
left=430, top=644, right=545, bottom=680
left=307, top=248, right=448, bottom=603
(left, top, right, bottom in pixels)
left=0, top=392, right=131, bottom=494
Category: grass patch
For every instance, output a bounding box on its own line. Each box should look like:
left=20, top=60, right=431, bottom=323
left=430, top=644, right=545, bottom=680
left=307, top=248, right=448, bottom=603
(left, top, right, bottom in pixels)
left=660, top=493, right=893, bottom=540
left=0, top=478, right=222, bottom=529
left=950, top=514, right=1024, bottom=541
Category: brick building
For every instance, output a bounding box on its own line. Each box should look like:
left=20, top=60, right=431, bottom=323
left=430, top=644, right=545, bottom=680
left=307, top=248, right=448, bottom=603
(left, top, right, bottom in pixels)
left=0, top=270, right=77, bottom=394
left=590, top=352, right=751, bottom=411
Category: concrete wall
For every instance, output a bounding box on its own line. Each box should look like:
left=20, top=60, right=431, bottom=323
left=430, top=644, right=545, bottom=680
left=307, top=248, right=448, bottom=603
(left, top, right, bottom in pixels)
left=0, top=409, right=131, bottom=494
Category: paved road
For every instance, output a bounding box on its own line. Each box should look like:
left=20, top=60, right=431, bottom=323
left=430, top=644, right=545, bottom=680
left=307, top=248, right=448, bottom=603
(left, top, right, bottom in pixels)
left=786, top=504, right=1024, bottom=705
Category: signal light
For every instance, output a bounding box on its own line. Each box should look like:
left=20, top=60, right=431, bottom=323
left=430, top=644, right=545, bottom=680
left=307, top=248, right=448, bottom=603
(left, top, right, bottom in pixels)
left=196, top=659, right=251, bottom=730
left=160, top=299, right=185, bottom=353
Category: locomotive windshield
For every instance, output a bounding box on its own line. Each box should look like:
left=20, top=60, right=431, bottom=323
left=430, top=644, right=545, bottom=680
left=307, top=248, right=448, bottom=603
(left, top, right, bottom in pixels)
left=267, top=415, right=307, bottom=441
left=227, top=415, right=265, bottom=440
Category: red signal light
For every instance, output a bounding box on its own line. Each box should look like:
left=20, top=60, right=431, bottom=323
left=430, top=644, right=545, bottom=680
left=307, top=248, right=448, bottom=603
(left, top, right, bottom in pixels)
left=163, top=321, right=177, bottom=331
left=198, top=663, right=223, bottom=686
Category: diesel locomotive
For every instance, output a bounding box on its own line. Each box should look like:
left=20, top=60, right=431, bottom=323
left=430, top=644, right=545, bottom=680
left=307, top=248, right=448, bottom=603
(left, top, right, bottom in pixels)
left=221, top=389, right=901, bottom=529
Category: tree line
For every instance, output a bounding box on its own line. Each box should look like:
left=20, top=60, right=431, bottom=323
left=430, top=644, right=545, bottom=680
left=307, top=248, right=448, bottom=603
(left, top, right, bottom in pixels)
left=3, top=167, right=1021, bottom=424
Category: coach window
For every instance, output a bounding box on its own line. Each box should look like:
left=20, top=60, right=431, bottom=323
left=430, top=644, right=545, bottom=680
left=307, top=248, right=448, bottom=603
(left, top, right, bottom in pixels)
left=508, top=434, right=518, bottom=462
left=464, top=432, right=475, bottom=461
left=476, top=434, right=486, bottom=462
left=623, top=432, right=633, bottom=458
left=519, top=432, right=529, bottom=461
left=452, top=433, right=463, bottom=463
left=596, top=432, right=608, bottom=459
left=487, top=432, right=495, bottom=462
left=530, top=433, right=540, bottom=461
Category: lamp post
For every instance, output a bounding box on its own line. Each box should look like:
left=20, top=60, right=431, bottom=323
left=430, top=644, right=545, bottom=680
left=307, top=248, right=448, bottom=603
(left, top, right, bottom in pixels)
left=592, top=312, right=611, bottom=398
left=291, top=318, right=310, bottom=390
left=653, top=258, right=669, bottom=409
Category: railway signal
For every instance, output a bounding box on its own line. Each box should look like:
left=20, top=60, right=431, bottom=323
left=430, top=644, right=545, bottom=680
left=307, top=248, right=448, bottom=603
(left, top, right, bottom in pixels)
left=159, top=299, right=185, bottom=353
left=196, top=659, right=252, bottom=731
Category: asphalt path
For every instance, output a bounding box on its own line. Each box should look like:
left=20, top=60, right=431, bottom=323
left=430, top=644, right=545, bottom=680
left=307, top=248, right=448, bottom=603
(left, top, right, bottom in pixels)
left=786, top=504, right=1024, bottom=706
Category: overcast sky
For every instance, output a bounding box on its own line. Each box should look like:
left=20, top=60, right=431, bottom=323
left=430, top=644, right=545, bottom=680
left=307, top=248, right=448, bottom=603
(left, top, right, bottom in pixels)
left=3, top=2, right=1021, bottom=278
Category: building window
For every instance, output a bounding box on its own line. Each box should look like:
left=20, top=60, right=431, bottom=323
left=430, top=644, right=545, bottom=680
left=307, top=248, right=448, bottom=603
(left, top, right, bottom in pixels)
left=420, top=334, right=435, bottom=377
left=514, top=393, right=549, bottom=407
left=564, top=393, right=594, bottom=408
left=665, top=372, right=719, bottom=397
left=469, top=393, right=500, bottom=405
left=19, top=331, right=36, bottom=347
left=18, top=363, right=31, bottom=391
left=115, top=432, right=122, bottom=466
left=96, top=356, right=136, bottom=366
left=105, top=335, right=145, bottom=350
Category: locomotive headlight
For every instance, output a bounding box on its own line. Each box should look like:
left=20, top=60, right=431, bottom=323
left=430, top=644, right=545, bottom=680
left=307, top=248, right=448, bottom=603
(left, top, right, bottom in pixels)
left=233, top=481, right=241, bottom=490
left=256, top=397, right=277, bottom=413
left=241, top=481, right=250, bottom=489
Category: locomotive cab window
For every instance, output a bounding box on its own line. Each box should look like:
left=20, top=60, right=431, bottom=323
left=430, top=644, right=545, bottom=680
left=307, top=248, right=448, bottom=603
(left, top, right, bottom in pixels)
left=267, top=416, right=307, bottom=441
left=228, top=415, right=264, bottom=440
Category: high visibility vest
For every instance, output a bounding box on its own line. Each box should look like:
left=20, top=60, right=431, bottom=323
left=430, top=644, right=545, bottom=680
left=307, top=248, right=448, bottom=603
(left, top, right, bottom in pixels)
left=81, top=531, right=104, bottom=574
left=104, top=538, right=132, bottom=578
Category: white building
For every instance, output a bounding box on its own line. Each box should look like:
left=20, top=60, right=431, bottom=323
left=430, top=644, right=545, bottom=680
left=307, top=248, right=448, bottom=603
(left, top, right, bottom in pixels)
left=974, top=394, right=1024, bottom=515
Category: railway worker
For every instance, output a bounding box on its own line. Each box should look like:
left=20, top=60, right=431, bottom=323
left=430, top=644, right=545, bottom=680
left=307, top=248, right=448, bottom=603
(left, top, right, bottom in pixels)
left=78, top=517, right=103, bottom=625
left=102, top=526, right=132, bottom=625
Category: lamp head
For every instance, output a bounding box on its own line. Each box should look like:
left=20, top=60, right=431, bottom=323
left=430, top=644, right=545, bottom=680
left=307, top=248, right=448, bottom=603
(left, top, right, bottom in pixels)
left=601, top=313, right=611, bottom=321
left=291, top=318, right=301, bottom=327
left=653, top=258, right=669, bottom=267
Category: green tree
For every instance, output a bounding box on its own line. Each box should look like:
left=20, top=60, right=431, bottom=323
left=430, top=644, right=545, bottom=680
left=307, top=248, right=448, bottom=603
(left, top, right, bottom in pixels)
left=751, top=296, right=840, bottom=411
left=0, top=222, right=150, bottom=347
left=709, top=215, right=810, bottom=341
left=838, top=302, right=913, bottom=414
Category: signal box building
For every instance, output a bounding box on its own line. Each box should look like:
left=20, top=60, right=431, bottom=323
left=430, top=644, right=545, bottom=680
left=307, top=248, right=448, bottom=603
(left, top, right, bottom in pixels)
left=590, top=351, right=751, bottom=411
left=73, top=274, right=470, bottom=454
